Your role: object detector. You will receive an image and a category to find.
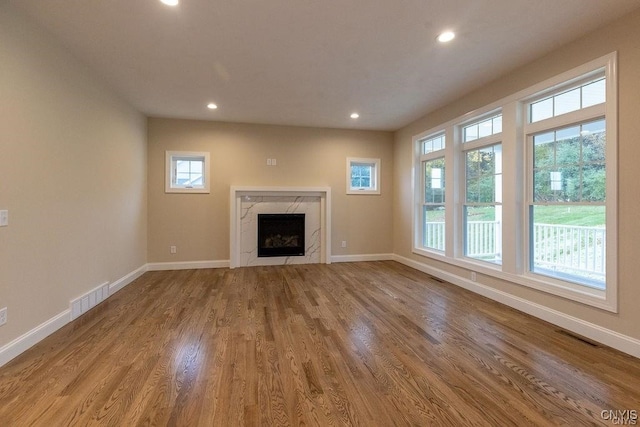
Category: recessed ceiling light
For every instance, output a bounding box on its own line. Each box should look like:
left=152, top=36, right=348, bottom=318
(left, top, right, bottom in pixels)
left=350, top=113, right=360, bottom=119
left=207, top=103, right=218, bottom=110
left=160, top=0, right=179, bottom=6
left=437, top=31, right=455, bottom=43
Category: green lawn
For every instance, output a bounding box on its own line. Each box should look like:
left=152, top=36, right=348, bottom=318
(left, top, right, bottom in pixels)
left=462, top=205, right=605, bottom=226
left=532, top=205, right=605, bottom=226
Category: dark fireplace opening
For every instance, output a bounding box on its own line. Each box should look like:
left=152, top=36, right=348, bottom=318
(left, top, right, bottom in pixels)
left=257, top=214, right=305, bottom=257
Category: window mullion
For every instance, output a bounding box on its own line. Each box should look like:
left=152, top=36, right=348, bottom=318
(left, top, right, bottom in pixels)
left=501, top=101, right=524, bottom=275
left=525, top=103, right=605, bottom=135
left=462, top=134, right=502, bottom=151
left=445, top=126, right=457, bottom=258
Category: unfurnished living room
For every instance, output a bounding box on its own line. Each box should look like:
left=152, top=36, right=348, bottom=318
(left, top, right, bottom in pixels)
left=2, top=0, right=640, bottom=425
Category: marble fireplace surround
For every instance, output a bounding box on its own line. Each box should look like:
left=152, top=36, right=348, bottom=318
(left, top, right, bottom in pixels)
left=230, top=186, right=332, bottom=268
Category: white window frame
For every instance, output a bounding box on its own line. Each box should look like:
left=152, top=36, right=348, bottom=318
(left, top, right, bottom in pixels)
left=459, top=112, right=503, bottom=265
left=523, top=66, right=614, bottom=306
left=462, top=113, right=503, bottom=143
left=414, top=132, right=448, bottom=255
left=165, top=151, right=211, bottom=194
left=412, top=53, right=617, bottom=312
left=346, top=157, right=380, bottom=195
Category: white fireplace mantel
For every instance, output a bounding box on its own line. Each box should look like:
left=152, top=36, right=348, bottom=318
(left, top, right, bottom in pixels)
left=229, top=186, right=332, bottom=268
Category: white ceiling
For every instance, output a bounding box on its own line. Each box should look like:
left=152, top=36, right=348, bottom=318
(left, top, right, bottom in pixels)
left=9, top=0, right=640, bottom=131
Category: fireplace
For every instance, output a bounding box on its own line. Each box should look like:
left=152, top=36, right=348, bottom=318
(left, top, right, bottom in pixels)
left=230, top=187, right=329, bottom=268
left=257, top=214, right=305, bottom=257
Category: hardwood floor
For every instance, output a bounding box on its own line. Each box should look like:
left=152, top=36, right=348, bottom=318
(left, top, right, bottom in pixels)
left=1, top=261, right=639, bottom=426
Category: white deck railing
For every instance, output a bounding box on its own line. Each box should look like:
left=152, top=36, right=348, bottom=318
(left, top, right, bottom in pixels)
left=424, top=221, right=606, bottom=278
left=532, top=223, right=605, bottom=278
left=466, top=221, right=500, bottom=258
left=424, top=222, right=446, bottom=252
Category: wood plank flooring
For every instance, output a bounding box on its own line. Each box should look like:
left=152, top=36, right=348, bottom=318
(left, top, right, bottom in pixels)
left=1, top=261, right=639, bottom=426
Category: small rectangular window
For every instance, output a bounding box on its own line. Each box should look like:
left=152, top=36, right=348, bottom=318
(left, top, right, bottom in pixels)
left=463, top=114, right=502, bottom=143
left=347, top=158, right=380, bottom=194
left=529, top=78, right=605, bottom=123
left=165, top=151, right=210, bottom=193
left=420, top=134, right=445, bottom=154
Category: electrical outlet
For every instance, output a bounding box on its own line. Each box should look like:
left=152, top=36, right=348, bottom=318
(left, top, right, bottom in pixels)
left=170, top=246, right=177, bottom=254
left=341, top=241, right=347, bottom=248
left=470, top=272, right=477, bottom=282
left=0, top=307, right=7, bottom=326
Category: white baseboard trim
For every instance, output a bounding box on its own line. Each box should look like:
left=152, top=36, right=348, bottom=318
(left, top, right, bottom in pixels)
left=146, top=260, right=230, bottom=271
left=0, top=263, right=147, bottom=368
left=331, top=253, right=394, bottom=263
left=147, top=257, right=393, bottom=269
left=393, top=254, right=640, bottom=359
left=0, top=310, right=69, bottom=368
left=109, top=265, right=148, bottom=294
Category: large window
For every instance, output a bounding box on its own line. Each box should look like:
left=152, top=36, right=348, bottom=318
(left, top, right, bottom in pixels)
left=418, top=134, right=446, bottom=252
left=465, top=143, right=502, bottom=264
left=528, top=102, right=607, bottom=288
left=412, top=53, right=617, bottom=311
left=423, top=158, right=446, bottom=251
left=462, top=113, right=503, bottom=264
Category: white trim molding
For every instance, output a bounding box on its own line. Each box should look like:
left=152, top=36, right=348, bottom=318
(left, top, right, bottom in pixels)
left=331, top=253, right=393, bottom=263
left=230, top=186, right=332, bottom=269
left=0, top=310, right=70, bottom=368
left=393, top=254, right=640, bottom=359
left=0, top=264, right=148, bottom=368
left=146, top=260, right=230, bottom=271
left=109, top=265, right=148, bottom=294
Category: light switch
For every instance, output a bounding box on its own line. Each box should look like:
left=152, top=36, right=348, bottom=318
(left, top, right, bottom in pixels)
left=0, top=210, right=8, bottom=227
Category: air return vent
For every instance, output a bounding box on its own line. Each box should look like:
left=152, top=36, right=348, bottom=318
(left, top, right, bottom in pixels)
left=70, top=282, right=110, bottom=320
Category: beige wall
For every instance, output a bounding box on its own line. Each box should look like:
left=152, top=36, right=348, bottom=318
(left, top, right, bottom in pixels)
left=0, top=5, right=147, bottom=347
left=3, top=0, right=637, bottom=360
left=394, top=8, right=640, bottom=340
left=147, top=119, right=394, bottom=263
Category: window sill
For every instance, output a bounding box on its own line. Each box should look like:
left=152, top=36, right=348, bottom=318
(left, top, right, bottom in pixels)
left=346, top=188, right=380, bottom=195
left=411, top=247, right=616, bottom=312
left=165, top=187, right=210, bottom=194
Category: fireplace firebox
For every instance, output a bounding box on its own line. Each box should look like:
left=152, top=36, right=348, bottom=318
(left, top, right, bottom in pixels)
left=257, top=214, right=305, bottom=257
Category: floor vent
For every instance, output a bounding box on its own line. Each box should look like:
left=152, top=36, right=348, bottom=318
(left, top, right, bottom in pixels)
left=557, top=329, right=599, bottom=347
left=70, top=282, right=110, bottom=320
left=429, top=276, right=444, bottom=283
